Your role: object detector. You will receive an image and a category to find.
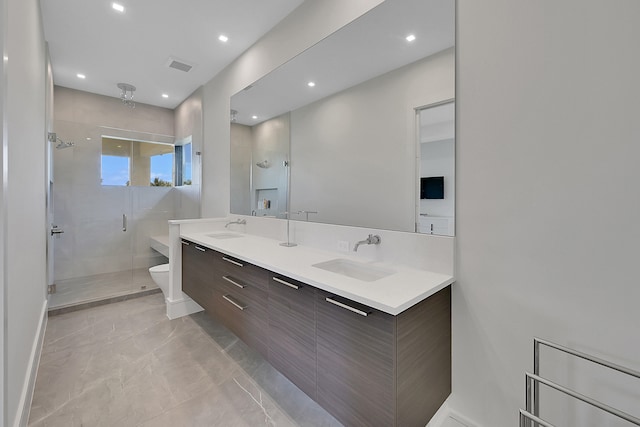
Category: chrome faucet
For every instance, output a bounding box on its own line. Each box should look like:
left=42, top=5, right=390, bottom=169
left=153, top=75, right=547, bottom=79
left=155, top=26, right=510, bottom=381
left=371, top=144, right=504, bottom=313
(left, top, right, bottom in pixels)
left=353, top=234, right=381, bottom=252
left=224, top=218, right=247, bottom=228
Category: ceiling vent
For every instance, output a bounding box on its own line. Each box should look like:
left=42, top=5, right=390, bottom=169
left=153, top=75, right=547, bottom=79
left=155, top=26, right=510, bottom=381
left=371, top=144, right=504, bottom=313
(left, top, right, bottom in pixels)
left=166, top=56, right=194, bottom=73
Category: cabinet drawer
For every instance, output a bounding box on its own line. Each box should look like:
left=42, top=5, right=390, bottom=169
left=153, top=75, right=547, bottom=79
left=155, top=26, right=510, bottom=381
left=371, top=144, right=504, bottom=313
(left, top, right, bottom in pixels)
left=215, top=272, right=268, bottom=311
left=268, top=275, right=317, bottom=398
left=209, top=250, right=270, bottom=291
left=212, top=276, right=269, bottom=356
left=316, top=290, right=396, bottom=427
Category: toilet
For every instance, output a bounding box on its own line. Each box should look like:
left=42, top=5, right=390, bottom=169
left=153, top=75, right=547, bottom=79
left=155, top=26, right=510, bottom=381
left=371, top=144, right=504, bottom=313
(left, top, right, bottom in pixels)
left=149, top=263, right=170, bottom=296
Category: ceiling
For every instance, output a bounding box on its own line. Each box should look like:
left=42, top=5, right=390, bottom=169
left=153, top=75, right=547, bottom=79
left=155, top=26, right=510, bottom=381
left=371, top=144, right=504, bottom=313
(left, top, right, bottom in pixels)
left=40, top=0, right=305, bottom=109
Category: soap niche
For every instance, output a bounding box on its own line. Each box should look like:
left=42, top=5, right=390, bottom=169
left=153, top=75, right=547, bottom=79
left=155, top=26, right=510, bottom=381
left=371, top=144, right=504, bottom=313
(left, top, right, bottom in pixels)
left=254, top=188, right=278, bottom=216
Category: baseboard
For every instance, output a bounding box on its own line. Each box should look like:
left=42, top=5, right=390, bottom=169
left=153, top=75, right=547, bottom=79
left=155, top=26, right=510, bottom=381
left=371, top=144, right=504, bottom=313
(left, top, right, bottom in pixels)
left=15, top=299, right=47, bottom=427
left=448, top=410, right=481, bottom=427
left=165, top=294, right=203, bottom=319
left=425, top=397, right=482, bottom=427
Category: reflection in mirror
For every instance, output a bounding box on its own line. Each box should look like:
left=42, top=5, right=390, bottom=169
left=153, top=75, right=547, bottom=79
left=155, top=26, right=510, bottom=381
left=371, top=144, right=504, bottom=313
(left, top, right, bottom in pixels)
left=230, top=114, right=289, bottom=218
left=417, top=100, right=455, bottom=236
left=230, top=0, right=454, bottom=232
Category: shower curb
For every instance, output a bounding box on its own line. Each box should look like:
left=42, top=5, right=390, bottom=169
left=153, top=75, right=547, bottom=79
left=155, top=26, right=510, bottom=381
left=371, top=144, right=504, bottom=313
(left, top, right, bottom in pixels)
left=48, top=287, right=162, bottom=316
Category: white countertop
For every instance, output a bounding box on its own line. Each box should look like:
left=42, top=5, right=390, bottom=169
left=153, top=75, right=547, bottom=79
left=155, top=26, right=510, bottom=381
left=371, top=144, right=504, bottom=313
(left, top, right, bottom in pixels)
left=180, top=231, right=454, bottom=315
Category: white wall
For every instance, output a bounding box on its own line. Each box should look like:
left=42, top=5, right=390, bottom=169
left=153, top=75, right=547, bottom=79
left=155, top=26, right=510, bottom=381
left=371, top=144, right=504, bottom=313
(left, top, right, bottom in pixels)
left=174, top=87, right=203, bottom=219
left=201, top=0, right=385, bottom=218
left=454, top=1, right=640, bottom=426
left=290, top=49, right=454, bottom=231
left=230, top=123, right=252, bottom=214
left=0, top=0, right=6, bottom=422
left=5, top=0, right=48, bottom=424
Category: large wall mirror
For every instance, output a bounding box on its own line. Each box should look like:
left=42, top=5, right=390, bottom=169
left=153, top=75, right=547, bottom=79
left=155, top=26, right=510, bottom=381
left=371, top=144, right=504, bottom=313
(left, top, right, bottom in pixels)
left=230, top=0, right=455, bottom=235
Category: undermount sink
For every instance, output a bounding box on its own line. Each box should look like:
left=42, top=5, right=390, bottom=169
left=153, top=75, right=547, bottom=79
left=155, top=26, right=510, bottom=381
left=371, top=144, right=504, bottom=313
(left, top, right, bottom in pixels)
left=312, top=258, right=395, bottom=282
left=205, top=232, right=244, bottom=239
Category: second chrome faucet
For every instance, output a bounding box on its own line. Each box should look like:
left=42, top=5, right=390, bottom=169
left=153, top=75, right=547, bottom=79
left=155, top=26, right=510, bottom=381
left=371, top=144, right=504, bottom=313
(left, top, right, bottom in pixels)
left=353, top=234, right=381, bottom=252
left=225, top=218, right=247, bottom=228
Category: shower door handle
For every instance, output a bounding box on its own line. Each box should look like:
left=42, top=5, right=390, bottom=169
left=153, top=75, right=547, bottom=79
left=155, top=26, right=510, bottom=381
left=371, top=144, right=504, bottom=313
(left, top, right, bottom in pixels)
left=122, top=214, right=127, bottom=232
left=50, top=225, right=64, bottom=236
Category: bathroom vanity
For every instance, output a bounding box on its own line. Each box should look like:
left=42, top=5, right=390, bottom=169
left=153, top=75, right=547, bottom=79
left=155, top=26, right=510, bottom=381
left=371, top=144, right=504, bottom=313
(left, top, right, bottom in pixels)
left=180, top=231, right=453, bottom=427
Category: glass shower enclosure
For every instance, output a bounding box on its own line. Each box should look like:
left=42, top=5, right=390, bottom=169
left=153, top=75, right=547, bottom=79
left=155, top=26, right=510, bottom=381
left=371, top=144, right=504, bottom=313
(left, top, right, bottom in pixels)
left=48, top=120, right=185, bottom=309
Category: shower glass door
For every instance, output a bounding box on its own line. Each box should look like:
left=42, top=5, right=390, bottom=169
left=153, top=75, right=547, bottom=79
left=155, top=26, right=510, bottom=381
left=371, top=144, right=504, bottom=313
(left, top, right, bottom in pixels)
left=49, top=120, right=174, bottom=309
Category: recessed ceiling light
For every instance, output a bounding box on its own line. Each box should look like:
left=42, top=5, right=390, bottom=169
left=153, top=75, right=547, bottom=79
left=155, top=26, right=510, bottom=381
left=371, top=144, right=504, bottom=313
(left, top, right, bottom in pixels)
left=86, top=137, right=92, bottom=140
left=3, top=55, right=7, bottom=61
left=218, top=35, right=229, bottom=43
left=77, top=73, right=86, bottom=79
left=162, top=94, right=169, bottom=98
left=307, top=81, right=316, bottom=87
left=406, top=34, right=416, bottom=42
left=112, top=2, right=125, bottom=13
left=252, top=115, right=258, bottom=120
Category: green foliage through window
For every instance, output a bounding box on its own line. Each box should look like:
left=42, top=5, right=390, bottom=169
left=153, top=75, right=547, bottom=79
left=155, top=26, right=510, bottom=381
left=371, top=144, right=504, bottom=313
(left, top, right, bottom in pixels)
left=150, top=177, right=172, bottom=187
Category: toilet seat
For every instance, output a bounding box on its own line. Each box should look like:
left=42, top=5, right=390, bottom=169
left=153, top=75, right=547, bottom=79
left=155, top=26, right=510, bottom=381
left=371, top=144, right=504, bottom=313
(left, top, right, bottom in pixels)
left=150, top=263, right=170, bottom=273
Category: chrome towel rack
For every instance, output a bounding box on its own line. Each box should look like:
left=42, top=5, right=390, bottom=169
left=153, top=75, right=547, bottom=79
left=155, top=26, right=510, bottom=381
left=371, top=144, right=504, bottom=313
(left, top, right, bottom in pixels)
left=520, top=337, right=640, bottom=427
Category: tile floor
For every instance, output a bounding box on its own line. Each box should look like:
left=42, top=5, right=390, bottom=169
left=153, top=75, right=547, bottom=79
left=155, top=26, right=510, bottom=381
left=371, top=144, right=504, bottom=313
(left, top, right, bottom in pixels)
left=29, top=293, right=342, bottom=426
left=49, top=268, right=158, bottom=309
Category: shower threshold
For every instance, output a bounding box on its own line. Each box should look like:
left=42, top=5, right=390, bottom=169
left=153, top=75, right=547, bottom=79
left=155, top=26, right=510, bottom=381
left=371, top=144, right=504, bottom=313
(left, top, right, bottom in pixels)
left=48, top=267, right=161, bottom=315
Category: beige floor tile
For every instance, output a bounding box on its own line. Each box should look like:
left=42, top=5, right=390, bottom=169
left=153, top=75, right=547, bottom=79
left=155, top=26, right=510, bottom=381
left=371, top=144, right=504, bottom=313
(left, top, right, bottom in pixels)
left=29, top=294, right=341, bottom=426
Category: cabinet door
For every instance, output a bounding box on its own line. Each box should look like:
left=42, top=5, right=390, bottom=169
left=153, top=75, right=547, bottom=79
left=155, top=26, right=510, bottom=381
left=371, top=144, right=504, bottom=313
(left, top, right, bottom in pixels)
left=316, top=291, right=396, bottom=427
left=396, top=286, right=451, bottom=426
left=268, top=275, right=316, bottom=399
left=181, top=240, right=216, bottom=312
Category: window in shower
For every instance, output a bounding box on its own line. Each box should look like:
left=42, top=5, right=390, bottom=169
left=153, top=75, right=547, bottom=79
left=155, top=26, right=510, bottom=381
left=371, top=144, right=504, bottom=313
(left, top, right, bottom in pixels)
left=101, top=137, right=175, bottom=186
left=174, top=141, right=192, bottom=186
left=101, top=138, right=132, bottom=185
left=182, top=142, right=192, bottom=185
left=145, top=141, right=174, bottom=186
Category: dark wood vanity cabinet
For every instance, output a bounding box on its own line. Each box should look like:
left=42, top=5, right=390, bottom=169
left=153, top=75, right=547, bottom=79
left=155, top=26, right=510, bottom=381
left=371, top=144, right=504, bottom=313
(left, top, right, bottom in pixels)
left=181, top=239, right=451, bottom=427
left=316, top=291, right=396, bottom=426
left=181, top=240, right=269, bottom=356
left=316, top=287, right=451, bottom=427
left=208, top=251, right=270, bottom=357
left=181, top=241, right=217, bottom=312
left=267, top=275, right=317, bottom=399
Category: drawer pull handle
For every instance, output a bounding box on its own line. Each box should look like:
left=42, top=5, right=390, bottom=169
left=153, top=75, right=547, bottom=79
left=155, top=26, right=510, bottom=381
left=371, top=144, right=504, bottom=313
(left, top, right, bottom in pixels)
left=222, top=256, right=244, bottom=267
left=273, top=277, right=299, bottom=290
left=223, top=294, right=247, bottom=311
left=195, top=245, right=206, bottom=252
left=181, top=240, right=190, bottom=245
left=222, top=276, right=245, bottom=289
left=325, top=297, right=370, bottom=317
